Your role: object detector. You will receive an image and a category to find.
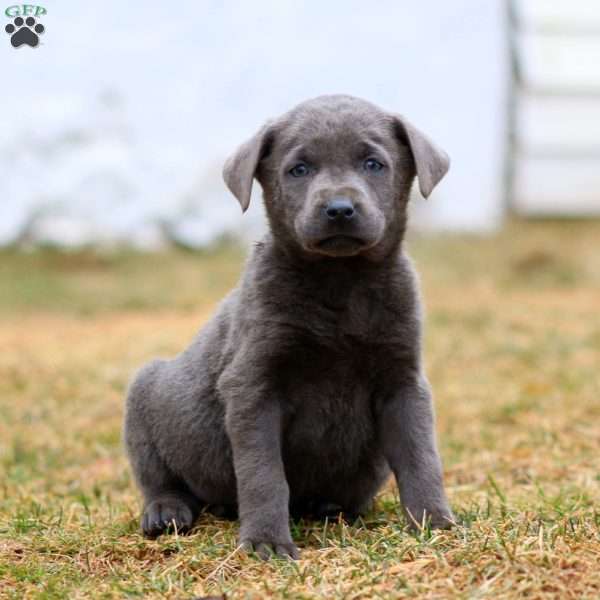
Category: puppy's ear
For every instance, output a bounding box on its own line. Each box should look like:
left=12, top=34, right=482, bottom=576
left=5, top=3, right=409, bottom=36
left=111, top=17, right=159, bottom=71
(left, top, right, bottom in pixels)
left=392, top=115, right=450, bottom=198
left=223, top=122, right=274, bottom=212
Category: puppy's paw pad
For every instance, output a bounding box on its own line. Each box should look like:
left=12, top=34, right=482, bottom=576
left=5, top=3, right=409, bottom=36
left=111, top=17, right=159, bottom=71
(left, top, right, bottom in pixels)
left=141, top=497, right=194, bottom=538
left=240, top=538, right=299, bottom=560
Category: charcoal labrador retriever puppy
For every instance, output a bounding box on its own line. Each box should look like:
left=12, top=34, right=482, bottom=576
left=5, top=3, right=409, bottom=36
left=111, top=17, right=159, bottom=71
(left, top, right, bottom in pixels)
left=124, top=94, right=454, bottom=559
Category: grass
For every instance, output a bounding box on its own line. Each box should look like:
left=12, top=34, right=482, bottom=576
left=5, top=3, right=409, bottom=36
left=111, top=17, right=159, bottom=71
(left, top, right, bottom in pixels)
left=1, top=219, right=599, bottom=599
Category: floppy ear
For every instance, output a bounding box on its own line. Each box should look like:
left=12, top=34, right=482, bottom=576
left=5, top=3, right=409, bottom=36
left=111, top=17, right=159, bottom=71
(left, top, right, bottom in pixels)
left=392, top=115, right=450, bottom=198
left=222, top=123, right=273, bottom=212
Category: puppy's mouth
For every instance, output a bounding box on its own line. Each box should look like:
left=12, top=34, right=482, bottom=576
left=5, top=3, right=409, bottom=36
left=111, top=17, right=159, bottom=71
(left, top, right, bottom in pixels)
left=314, top=235, right=367, bottom=255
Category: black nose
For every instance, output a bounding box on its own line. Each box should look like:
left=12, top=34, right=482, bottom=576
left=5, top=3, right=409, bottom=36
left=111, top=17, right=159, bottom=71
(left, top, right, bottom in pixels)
left=325, top=197, right=355, bottom=221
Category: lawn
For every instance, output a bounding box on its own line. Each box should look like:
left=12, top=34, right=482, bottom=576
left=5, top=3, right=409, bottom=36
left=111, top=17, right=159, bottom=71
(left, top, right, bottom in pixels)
left=1, top=220, right=599, bottom=599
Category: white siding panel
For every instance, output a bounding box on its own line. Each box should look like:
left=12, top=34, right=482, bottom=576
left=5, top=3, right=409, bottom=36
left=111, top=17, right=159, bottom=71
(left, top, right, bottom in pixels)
left=516, top=93, right=600, bottom=153
left=513, top=157, right=600, bottom=214
left=516, top=0, right=600, bottom=32
left=517, top=33, right=600, bottom=92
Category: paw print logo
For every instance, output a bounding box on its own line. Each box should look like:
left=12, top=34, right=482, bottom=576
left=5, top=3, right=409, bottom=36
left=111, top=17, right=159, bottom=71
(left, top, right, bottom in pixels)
left=5, top=16, right=45, bottom=48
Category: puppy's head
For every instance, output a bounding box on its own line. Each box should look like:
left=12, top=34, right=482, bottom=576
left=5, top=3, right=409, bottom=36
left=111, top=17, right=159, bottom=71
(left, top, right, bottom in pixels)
left=223, top=95, right=449, bottom=260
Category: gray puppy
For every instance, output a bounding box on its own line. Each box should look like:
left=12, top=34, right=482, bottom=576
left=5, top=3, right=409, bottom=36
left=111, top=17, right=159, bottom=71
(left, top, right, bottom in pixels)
left=124, top=94, right=454, bottom=559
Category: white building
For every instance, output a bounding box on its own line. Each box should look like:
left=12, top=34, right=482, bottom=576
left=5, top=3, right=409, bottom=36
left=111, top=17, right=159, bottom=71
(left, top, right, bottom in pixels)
left=509, top=0, right=600, bottom=216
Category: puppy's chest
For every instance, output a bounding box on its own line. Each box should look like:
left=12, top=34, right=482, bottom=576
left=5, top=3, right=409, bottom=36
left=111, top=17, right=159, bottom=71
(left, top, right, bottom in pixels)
left=271, top=287, right=415, bottom=453
left=281, top=355, right=376, bottom=458
left=274, top=324, right=397, bottom=444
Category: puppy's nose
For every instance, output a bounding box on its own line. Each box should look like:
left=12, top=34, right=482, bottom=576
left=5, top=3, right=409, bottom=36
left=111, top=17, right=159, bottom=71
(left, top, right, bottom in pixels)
left=325, top=197, right=355, bottom=221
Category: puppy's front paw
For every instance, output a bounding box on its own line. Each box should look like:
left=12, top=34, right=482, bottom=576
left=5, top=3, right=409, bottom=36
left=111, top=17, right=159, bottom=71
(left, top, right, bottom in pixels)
left=141, top=496, right=195, bottom=538
left=404, top=503, right=455, bottom=530
left=240, top=537, right=300, bottom=560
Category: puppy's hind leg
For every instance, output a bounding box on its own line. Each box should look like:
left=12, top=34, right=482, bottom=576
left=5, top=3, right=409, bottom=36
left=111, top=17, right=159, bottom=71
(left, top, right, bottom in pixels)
left=134, top=444, right=200, bottom=539
left=124, top=362, right=202, bottom=538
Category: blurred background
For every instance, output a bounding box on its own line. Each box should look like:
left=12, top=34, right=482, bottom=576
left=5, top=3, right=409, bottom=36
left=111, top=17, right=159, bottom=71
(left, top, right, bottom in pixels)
left=3, top=0, right=598, bottom=250
left=2, top=2, right=600, bottom=596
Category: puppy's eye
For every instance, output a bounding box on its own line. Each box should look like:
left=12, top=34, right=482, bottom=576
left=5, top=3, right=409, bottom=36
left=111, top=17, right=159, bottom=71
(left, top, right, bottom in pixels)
left=364, top=158, right=384, bottom=172
left=289, top=163, right=310, bottom=177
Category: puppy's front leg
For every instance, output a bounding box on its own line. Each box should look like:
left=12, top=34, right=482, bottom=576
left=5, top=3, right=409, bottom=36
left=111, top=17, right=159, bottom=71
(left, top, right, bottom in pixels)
left=220, top=365, right=298, bottom=560
left=379, top=374, right=454, bottom=530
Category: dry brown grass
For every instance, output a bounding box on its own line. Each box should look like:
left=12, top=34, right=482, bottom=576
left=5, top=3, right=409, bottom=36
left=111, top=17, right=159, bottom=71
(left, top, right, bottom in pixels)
left=1, top=221, right=599, bottom=598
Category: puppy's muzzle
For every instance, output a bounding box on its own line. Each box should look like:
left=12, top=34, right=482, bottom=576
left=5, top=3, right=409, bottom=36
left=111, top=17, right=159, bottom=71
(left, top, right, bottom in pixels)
left=315, top=196, right=368, bottom=253
left=296, top=186, right=384, bottom=257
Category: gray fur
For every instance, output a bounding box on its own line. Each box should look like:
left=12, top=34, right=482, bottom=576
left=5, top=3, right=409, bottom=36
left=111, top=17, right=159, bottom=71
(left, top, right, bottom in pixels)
left=124, top=94, right=454, bottom=560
